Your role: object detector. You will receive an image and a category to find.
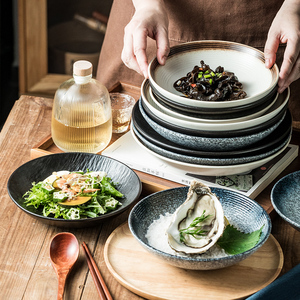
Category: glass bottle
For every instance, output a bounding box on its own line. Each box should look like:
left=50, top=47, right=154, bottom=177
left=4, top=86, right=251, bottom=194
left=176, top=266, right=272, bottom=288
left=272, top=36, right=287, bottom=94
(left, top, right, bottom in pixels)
left=51, top=60, right=112, bottom=153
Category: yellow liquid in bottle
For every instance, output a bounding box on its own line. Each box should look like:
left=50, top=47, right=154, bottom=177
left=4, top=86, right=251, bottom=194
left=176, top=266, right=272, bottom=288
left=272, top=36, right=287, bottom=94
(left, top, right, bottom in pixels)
left=52, top=97, right=112, bottom=153
left=52, top=116, right=112, bottom=153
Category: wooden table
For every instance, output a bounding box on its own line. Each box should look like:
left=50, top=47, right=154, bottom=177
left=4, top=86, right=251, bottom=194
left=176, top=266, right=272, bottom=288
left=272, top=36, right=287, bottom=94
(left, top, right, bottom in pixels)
left=0, top=95, right=300, bottom=300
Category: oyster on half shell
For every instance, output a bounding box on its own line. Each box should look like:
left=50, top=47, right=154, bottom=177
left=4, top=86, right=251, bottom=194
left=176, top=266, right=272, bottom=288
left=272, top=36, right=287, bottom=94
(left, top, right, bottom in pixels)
left=167, top=181, right=225, bottom=254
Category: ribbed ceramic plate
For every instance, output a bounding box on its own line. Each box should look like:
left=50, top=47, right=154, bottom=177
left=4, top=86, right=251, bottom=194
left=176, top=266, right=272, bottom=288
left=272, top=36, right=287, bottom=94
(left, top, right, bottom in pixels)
left=7, top=153, right=142, bottom=228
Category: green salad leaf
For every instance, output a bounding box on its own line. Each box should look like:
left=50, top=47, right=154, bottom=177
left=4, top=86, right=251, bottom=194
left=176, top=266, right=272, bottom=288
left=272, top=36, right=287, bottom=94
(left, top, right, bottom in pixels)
left=23, top=171, right=123, bottom=220
left=217, top=224, right=264, bottom=255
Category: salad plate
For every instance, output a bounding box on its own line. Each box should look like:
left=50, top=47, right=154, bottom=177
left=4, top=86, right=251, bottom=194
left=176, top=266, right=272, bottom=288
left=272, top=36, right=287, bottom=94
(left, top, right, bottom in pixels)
left=7, top=153, right=142, bottom=228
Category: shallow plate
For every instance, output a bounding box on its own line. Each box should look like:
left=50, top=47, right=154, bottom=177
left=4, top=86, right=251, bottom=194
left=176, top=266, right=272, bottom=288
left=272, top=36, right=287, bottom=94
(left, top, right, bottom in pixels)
left=105, top=223, right=282, bottom=300
left=137, top=100, right=285, bottom=151
left=7, top=153, right=142, bottom=228
left=141, top=94, right=285, bottom=137
left=151, top=84, right=278, bottom=114
left=271, top=170, right=300, bottom=231
left=142, top=79, right=279, bottom=123
left=132, top=101, right=292, bottom=158
left=149, top=40, right=279, bottom=110
left=132, top=123, right=291, bottom=166
left=147, top=84, right=290, bottom=131
left=131, top=128, right=291, bottom=176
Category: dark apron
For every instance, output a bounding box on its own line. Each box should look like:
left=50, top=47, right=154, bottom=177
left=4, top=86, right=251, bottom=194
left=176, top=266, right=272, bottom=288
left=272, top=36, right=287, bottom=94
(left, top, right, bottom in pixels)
left=97, top=0, right=300, bottom=129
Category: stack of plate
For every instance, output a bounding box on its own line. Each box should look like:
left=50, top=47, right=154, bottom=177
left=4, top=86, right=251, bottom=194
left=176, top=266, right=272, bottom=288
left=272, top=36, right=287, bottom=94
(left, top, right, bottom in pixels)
left=130, top=41, right=292, bottom=175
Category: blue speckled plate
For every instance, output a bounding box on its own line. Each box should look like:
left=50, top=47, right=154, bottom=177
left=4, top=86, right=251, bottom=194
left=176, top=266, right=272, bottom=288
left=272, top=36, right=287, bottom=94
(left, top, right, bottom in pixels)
left=137, top=100, right=286, bottom=151
left=132, top=99, right=292, bottom=159
left=271, top=170, right=300, bottom=231
left=128, top=186, right=271, bottom=270
left=132, top=122, right=291, bottom=166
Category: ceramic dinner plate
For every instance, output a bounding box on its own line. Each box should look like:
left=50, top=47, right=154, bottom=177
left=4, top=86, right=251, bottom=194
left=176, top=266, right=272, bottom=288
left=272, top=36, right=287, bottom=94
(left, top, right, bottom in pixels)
left=131, top=103, right=292, bottom=159
left=142, top=79, right=290, bottom=130
left=130, top=128, right=291, bottom=176
left=137, top=99, right=286, bottom=151
left=271, top=170, right=300, bottom=231
left=7, top=153, right=142, bottom=228
left=141, top=95, right=286, bottom=138
left=131, top=123, right=291, bottom=166
left=150, top=84, right=278, bottom=115
left=142, top=79, right=279, bottom=123
left=148, top=40, right=279, bottom=110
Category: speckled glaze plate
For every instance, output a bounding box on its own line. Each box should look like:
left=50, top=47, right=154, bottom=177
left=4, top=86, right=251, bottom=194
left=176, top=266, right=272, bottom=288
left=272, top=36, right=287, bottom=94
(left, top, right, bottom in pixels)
left=132, top=122, right=291, bottom=166
left=131, top=128, right=291, bottom=176
left=142, top=92, right=285, bottom=137
left=131, top=123, right=291, bottom=166
left=135, top=99, right=287, bottom=151
left=271, top=170, right=300, bottom=231
left=132, top=98, right=292, bottom=158
left=7, top=153, right=142, bottom=228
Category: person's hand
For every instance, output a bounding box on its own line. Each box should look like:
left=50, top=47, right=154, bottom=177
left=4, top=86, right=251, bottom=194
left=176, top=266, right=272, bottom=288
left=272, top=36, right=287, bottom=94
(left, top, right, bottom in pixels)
left=121, top=0, right=170, bottom=78
left=264, top=0, right=300, bottom=93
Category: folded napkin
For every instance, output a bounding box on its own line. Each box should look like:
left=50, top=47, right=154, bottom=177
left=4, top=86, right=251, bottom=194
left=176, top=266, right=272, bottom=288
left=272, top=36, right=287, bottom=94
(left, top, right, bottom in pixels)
left=246, top=264, right=300, bottom=300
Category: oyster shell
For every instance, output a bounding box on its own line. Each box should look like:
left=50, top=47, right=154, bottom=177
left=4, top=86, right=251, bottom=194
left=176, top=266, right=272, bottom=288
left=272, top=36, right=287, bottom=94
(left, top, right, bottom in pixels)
left=166, top=180, right=225, bottom=254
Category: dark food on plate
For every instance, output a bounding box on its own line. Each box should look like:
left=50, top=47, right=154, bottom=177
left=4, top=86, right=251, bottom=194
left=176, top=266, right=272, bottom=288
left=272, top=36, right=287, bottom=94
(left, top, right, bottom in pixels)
left=173, top=60, right=247, bottom=101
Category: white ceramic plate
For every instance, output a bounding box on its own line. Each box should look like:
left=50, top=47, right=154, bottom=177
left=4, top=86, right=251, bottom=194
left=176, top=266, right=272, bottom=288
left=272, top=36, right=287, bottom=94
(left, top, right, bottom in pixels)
left=141, top=80, right=289, bottom=132
left=148, top=40, right=279, bottom=110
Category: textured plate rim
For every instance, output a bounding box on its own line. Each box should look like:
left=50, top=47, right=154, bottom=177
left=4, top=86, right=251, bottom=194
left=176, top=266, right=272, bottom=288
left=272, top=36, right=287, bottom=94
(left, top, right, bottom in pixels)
left=7, top=153, right=143, bottom=224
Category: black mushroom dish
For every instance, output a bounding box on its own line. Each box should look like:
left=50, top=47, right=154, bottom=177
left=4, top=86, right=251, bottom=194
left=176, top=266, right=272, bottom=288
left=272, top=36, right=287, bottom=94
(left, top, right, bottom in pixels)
left=173, top=60, right=247, bottom=101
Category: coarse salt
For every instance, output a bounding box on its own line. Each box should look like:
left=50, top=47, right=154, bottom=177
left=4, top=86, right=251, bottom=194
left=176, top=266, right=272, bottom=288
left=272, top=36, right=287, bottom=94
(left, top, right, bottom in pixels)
left=145, top=212, right=229, bottom=259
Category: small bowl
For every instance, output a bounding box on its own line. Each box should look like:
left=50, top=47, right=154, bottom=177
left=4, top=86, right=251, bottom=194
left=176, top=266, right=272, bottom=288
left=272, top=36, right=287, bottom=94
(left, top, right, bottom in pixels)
left=137, top=100, right=286, bottom=151
left=7, top=153, right=142, bottom=228
left=149, top=40, right=279, bottom=111
left=128, top=186, right=271, bottom=270
left=271, top=170, right=300, bottom=231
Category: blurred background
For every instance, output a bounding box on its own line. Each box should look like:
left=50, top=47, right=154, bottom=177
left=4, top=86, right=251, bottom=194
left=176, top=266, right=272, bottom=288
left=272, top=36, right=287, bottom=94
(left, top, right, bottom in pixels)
left=0, top=0, right=113, bottom=128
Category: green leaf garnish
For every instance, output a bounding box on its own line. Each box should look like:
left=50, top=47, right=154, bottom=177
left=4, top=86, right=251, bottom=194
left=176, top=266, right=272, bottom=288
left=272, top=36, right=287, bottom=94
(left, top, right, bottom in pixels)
left=179, top=210, right=211, bottom=243
left=217, top=224, right=264, bottom=255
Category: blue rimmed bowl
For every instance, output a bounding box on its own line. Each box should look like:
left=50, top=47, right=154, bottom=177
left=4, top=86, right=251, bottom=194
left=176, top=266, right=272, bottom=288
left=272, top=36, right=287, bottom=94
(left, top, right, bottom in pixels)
left=271, top=170, right=300, bottom=231
left=128, top=186, right=271, bottom=270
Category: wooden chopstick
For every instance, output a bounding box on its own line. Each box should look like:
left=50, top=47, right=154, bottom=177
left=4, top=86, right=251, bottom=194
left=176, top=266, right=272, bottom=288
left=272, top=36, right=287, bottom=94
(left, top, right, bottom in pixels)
left=82, top=242, right=113, bottom=300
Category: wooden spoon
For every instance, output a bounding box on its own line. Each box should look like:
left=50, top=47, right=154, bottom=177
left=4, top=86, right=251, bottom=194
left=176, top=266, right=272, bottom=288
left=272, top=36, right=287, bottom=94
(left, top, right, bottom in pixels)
left=50, top=232, right=79, bottom=300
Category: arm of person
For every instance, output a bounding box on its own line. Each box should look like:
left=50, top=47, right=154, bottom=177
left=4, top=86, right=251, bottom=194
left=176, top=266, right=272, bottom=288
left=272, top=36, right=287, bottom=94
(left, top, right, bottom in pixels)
left=264, top=0, right=300, bottom=93
left=121, top=0, right=170, bottom=78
